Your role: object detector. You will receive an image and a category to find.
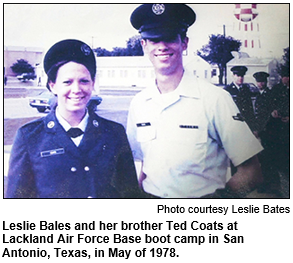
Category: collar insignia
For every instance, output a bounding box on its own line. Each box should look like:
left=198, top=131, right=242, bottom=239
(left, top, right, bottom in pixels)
left=47, top=121, right=55, bottom=129
left=232, top=113, right=245, bottom=122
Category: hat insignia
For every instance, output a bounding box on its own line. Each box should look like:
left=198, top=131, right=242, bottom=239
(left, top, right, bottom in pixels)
left=81, top=44, right=91, bottom=56
left=152, top=4, right=165, bottom=15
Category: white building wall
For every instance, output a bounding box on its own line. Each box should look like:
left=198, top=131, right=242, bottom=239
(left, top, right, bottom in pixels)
left=227, top=56, right=279, bottom=87
left=96, top=55, right=211, bottom=88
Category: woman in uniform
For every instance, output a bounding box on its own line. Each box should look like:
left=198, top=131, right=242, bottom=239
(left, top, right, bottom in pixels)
left=6, top=39, right=142, bottom=198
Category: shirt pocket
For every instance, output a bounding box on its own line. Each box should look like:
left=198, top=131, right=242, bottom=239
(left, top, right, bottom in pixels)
left=162, top=124, right=209, bottom=170
left=136, top=124, right=156, bottom=142
left=171, top=124, right=208, bottom=145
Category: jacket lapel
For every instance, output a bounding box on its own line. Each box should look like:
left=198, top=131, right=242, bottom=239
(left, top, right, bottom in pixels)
left=43, top=111, right=82, bottom=160
left=78, top=112, right=104, bottom=154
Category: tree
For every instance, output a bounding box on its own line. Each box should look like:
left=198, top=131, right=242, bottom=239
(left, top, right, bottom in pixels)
left=11, top=59, right=35, bottom=75
left=94, top=47, right=111, bottom=57
left=112, top=47, right=128, bottom=56
left=197, top=34, right=241, bottom=85
left=277, top=47, right=289, bottom=76
left=94, top=35, right=143, bottom=57
left=126, top=35, right=143, bottom=56
left=281, top=47, right=289, bottom=68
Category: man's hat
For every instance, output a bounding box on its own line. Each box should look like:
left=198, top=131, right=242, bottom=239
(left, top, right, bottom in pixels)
left=130, top=4, right=196, bottom=39
left=231, top=66, right=248, bottom=76
left=253, top=71, right=270, bottom=82
left=44, top=39, right=96, bottom=78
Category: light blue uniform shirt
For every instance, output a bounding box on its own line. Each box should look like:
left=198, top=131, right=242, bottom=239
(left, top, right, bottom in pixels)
left=127, top=70, right=263, bottom=198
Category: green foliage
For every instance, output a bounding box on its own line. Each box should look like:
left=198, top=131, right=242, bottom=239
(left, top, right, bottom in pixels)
left=94, top=35, right=143, bottom=57
left=197, top=34, right=241, bottom=84
left=277, top=47, right=289, bottom=76
left=10, top=59, right=35, bottom=75
left=126, top=35, right=143, bottom=56
left=94, top=47, right=111, bottom=57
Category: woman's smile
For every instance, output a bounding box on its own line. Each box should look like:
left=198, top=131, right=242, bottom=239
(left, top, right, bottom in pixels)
left=49, top=61, right=94, bottom=122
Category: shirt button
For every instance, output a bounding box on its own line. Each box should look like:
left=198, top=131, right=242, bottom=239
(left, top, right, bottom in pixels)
left=71, top=167, right=77, bottom=172
left=84, top=166, right=90, bottom=172
left=163, top=193, right=168, bottom=197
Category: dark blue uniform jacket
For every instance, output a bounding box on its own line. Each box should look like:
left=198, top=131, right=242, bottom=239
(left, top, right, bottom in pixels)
left=6, top=110, right=142, bottom=198
left=224, top=82, right=257, bottom=131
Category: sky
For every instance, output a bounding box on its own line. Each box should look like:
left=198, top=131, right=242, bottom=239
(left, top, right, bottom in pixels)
left=3, top=3, right=290, bottom=59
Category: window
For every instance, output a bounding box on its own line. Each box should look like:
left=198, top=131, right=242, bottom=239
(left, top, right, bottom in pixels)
left=204, top=70, right=208, bottom=79
left=211, top=69, right=217, bottom=77
left=108, top=70, right=115, bottom=78
left=97, top=70, right=103, bottom=78
left=120, top=70, right=128, bottom=78
left=138, top=70, right=146, bottom=78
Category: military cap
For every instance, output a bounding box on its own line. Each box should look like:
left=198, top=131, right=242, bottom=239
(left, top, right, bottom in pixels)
left=231, top=66, right=248, bottom=76
left=253, top=71, right=270, bottom=82
left=44, top=39, right=96, bottom=78
left=130, top=4, right=196, bottom=39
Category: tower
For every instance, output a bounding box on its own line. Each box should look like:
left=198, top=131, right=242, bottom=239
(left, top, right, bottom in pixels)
left=233, top=4, right=261, bottom=56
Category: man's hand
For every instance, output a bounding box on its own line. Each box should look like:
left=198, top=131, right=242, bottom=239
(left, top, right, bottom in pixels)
left=281, top=116, right=289, bottom=123
left=271, top=110, right=280, bottom=118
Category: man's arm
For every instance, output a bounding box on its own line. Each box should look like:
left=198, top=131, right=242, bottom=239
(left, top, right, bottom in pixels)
left=201, top=155, right=263, bottom=199
left=226, top=155, right=263, bottom=196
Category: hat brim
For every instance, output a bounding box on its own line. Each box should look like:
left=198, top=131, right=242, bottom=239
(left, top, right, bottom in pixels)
left=140, top=27, right=185, bottom=40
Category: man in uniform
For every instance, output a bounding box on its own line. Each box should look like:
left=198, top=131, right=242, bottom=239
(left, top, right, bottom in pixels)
left=265, top=66, right=290, bottom=197
left=253, top=71, right=274, bottom=137
left=224, top=66, right=257, bottom=133
left=127, top=4, right=263, bottom=198
left=252, top=72, right=280, bottom=195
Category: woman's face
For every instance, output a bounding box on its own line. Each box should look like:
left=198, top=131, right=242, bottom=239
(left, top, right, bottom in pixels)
left=49, top=62, right=94, bottom=117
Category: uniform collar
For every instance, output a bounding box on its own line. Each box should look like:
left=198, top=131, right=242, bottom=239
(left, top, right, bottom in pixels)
left=55, top=107, right=89, bottom=132
left=143, top=69, right=200, bottom=100
left=43, top=109, right=102, bottom=155
left=44, top=108, right=94, bottom=134
left=259, top=87, right=270, bottom=94
left=176, top=70, right=200, bottom=99
left=232, top=82, right=241, bottom=90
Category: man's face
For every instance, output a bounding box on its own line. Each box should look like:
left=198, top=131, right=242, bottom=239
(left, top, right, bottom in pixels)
left=282, top=76, right=290, bottom=87
left=233, top=74, right=245, bottom=86
left=256, top=81, right=267, bottom=91
left=141, top=35, right=188, bottom=75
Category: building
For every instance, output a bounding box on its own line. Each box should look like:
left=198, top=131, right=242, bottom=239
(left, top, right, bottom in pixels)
left=4, top=46, right=43, bottom=76
left=184, top=54, right=212, bottom=82
left=227, top=52, right=280, bottom=87
left=96, top=56, right=154, bottom=88
left=96, top=54, right=212, bottom=88
left=4, top=46, right=212, bottom=88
